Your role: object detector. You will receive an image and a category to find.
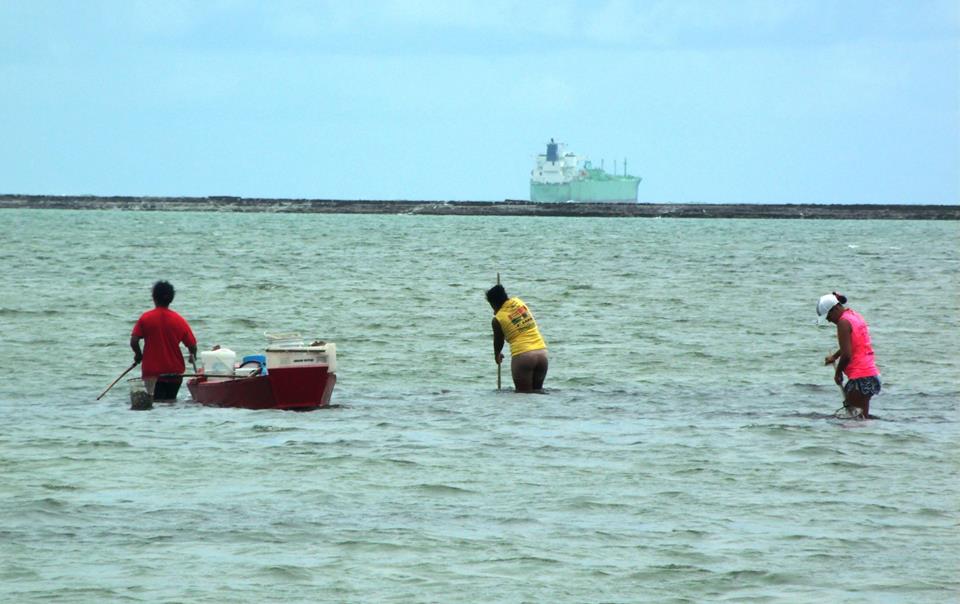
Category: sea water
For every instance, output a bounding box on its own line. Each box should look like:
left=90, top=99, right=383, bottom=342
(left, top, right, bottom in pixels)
left=0, top=209, right=957, bottom=603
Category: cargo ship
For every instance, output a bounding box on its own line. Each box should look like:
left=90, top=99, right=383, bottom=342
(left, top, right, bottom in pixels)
left=530, top=139, right=641, bottom=203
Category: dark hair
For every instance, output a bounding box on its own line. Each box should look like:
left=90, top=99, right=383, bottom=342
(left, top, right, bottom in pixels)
left=486, top=284, right=508, bottom=310
left=832, top=291, right=848, bottom=305
left=152, top=280, right=175, bottom=307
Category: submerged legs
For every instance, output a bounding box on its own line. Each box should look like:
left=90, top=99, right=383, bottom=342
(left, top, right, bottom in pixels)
left=511, top=350, right=549, bottom=393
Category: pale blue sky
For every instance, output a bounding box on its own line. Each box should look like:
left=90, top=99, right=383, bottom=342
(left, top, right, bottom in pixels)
left=1, top=1, right=957, bottom=203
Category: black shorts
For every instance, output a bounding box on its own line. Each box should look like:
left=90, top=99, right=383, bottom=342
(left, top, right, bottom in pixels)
left=153, top=377, right=183, bottom=401
left=844, top=375, right=881, bottom=396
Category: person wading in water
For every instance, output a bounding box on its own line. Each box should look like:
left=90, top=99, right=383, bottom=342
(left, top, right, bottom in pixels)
left=486, top=284, right=549, bottom=393
left=131, top=280, right=198, bottom=401
left=818, top=291, right=881, bottom=418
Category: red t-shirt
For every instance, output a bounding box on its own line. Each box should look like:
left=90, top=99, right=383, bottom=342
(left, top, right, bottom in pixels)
left=132, top=307, right=197, bottom=377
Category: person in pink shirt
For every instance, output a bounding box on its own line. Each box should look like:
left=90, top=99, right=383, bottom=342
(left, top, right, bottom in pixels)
left=818, top=291, right=881, bottom=418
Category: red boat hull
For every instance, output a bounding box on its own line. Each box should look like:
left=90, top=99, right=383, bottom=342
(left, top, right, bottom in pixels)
left=187, top=365, right=336, bottom=411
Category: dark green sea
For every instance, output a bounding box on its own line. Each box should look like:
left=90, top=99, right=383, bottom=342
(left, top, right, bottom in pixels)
left=1, top=209, right=957, bottom=602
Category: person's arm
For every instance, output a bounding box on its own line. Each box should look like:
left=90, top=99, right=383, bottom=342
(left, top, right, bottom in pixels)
left=130, top=335, right=143, bottom=365
left=182, top=321, right=198, bottom=369
left=491, top=317, right=505, bottom=365
left=833, top=319, right=853, bottom=385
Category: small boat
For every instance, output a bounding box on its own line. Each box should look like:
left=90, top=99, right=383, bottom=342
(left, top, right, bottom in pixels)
left=187, top=335, right=337, bottom=411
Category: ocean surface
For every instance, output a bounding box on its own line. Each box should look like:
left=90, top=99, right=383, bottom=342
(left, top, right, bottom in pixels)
left=0, top=209, right=957, bottom=603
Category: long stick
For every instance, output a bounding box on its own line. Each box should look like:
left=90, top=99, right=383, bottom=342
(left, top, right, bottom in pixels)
left=496, top=272, right=501, bottom=391
left=159, top=372, right=259, bottom=380
left=829, top=350, right=847, bottom=416
left=97, top=362, right=138, bottom=400
left=829, top=350, right=844, bottom=394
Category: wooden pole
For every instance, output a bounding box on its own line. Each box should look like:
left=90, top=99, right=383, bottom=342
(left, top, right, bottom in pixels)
left=496, top=272, right=501, bottom=391
left=96, top=362, right=138, bottom=400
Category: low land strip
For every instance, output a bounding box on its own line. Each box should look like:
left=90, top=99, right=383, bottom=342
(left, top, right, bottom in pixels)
left=1, top=195, right=957, bottom=219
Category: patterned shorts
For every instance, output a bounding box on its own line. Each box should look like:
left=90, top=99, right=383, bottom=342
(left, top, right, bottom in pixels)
left=844, top=375, right=882, bottom=396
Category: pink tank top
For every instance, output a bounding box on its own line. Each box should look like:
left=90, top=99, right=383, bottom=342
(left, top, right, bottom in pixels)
left=840, top=309, right=878, bottom=379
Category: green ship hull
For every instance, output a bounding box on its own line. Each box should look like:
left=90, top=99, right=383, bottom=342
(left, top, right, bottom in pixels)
left=530, top=175, right=641, bottom=203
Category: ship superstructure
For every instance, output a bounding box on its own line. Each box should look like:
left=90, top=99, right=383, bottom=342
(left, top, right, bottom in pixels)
left=530, top=139, right=641, bottom=203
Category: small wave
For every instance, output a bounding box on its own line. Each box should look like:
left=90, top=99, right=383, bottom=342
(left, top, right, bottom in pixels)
left=667, top=463, right=710, bottom=474
left=0, top=563, right=40, bottom=581
left=91, top=439, right=133, bottom=448
left=562, top=497, right=631, bottom=511
left=0, top=307, right=60, bottom=316
left=252, top=425, right=298, bottom=433
left=718, top=568, right=796, bottom=585
left=788, top=445, right=843, bottom=457
left=33, top=497, right=67, bottom=511
left=334, top=539, right=407, bottom=551
left=745, top=419, right=820, bottom=430
left=411, top=483, right=476, bottom=495
left=225, top=281, right=289, bottom=291
left=826, top=460, right=862, bottom=469
left=785, top=411, right=846, bottom=421
left=627, top=564, right=712, bottom=579
left=655, top=490, right=687, bottom=498
left=141, top=534, right=175, bottom=543
left=914, top=507, right=951, bottom=518
left=497, top=516, right=542, bottom=525
left=41, top=483, right=82, bottom=491
left=878, top=432, right=926, bottom=443
left=793, top=382, right=836, bottom=392
left=26, top=587, right=125, bottom=601
left=860, top=502, right=902, bottom=513
left=308, top=455, right=355, bottom=464
left=256, top=565, right=313, bottom=581
left=486, top=555, right=562, bottom=565
left=384, top=458, right=419, bottom=466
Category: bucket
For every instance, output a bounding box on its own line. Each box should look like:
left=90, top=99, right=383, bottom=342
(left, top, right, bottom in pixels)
left=128, top=378, right=153, bottom=411
left=201, top=348, right=236, bottom=378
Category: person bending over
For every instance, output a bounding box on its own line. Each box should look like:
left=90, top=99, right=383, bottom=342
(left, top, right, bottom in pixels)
left=818, top=291, right=881, bottom=418
left=486, top=284, right=548, bottom=393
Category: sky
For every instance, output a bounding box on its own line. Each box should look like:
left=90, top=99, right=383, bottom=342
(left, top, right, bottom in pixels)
left=1, top=0, right=957, bottom=204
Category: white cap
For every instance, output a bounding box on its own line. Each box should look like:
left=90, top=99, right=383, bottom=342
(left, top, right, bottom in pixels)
left=817, top=294, right=839, bottom=318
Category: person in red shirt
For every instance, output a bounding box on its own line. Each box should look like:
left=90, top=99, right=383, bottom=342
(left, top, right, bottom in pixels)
left=130, top=281, right=197, bottom=401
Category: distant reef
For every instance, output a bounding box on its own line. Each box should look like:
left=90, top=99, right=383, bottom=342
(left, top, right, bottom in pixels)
left=1, top=194, right=957, bottom=220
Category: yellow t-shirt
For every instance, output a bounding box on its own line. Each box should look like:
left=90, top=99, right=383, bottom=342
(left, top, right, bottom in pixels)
left=495, top=297, right=547, bottom=356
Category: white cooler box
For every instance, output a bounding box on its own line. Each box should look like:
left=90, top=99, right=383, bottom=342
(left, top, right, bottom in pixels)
left=265, top=342, right=337, bottom=373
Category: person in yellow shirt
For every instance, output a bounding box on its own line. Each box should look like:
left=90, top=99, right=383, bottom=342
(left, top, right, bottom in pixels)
left=486, top=284, right=548, bottom=392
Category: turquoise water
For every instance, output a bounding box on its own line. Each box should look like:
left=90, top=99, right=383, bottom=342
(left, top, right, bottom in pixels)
left=1, top=209, right=957, bottom=602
